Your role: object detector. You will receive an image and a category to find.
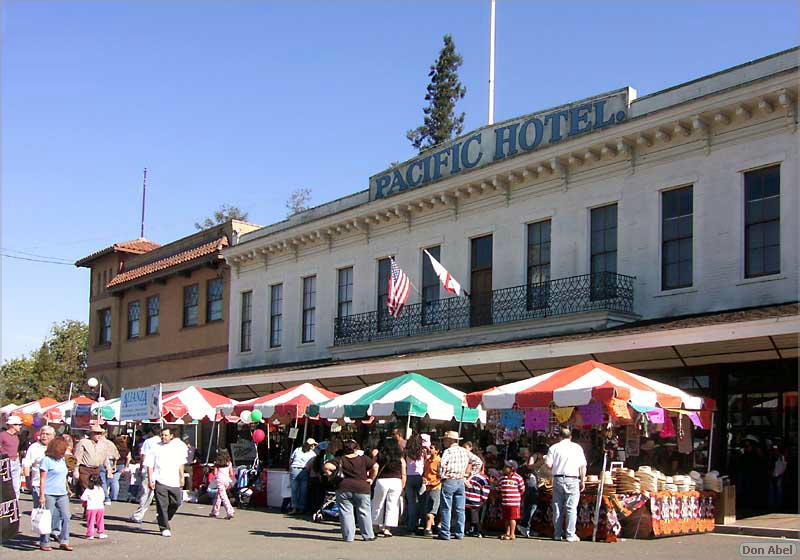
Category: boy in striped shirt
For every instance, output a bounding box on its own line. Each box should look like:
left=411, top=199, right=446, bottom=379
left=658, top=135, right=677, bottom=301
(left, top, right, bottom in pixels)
left=464, top=465, right=491, bottom=538
left=498, top=460, right=525, bottom=540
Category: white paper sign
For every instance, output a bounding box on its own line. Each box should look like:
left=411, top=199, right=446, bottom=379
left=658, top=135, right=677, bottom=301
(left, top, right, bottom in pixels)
left=120, top=385, right=161, bottom=421
left=288, top=427, right=299, bottom=440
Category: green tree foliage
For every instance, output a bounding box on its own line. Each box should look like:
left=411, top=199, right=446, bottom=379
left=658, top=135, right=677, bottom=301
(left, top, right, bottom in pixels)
left=194, top=204, right=250, bottom=230
left=0, top=320, right=88, bottom=403
left=407, top=34, right=467, bottom=152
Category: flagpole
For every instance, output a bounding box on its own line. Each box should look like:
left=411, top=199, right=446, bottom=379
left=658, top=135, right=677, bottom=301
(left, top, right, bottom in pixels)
left=488, top=0, right=496, bottom=125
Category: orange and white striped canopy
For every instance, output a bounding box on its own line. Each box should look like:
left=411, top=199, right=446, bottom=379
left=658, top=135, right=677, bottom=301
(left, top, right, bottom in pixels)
left=222, top=383, right=339, bottom=419
left=465, top=360, right=713, bottom=411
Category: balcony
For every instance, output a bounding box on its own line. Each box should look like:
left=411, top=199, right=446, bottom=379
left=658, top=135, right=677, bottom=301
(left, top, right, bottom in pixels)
left=333, top=271, right=635, bottom=347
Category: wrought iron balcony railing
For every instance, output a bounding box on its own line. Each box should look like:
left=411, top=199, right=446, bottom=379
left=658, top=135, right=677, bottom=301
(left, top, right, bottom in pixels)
left=333, top=271, right=635, bottom=346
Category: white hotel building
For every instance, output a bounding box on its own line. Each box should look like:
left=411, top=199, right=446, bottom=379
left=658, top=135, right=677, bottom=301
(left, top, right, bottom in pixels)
left=166, top=48, right=798, bottom=504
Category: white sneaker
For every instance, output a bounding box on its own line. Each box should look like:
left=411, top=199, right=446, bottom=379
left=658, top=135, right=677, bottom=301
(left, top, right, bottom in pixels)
left=566, top=535, right=580, bottom=542
left=98, top=534, right=108, bottom=539
left=86, top=536, right=94, bottom=540
left=161, top=530, right=172, bottom=537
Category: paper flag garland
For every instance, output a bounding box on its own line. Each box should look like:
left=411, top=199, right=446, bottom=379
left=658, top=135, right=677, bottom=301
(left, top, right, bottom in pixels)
left=646, top=408, right=665, bottom=424
left=609, top=399, right=631, bottom=420
left=524, top=409, right=549, bottom=431
left=660, top=414, right=676, bottom=438
left=500, top=409, right=524, bottom=430
left=553, top=406, right=575, bottom=423
left=577, top=401, right=604, bottom=425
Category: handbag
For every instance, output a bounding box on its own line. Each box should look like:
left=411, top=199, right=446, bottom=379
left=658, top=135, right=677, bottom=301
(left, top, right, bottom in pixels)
left=30, top=508, right=52, bottom=535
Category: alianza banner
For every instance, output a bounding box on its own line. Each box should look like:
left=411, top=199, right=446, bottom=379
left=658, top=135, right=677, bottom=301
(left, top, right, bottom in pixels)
left=120, top=384, right=161, bottom=421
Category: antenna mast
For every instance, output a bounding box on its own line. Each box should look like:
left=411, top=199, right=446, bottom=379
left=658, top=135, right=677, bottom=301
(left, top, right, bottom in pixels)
left=140, top=168, right=148, bottom=238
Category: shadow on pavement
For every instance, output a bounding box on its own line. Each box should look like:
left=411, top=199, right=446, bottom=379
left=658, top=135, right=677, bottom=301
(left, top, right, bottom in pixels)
left=249, top=530, right=341, bottom=542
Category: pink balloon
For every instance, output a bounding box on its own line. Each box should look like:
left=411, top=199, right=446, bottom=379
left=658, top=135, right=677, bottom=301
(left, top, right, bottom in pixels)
left=252, top=429, right=266, bottom=444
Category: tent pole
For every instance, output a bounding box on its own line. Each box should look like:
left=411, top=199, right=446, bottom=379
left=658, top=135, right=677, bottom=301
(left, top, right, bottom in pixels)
left=302, top=416, right=308, bottom=442
left=707, top=411, right=716, bottom=472
left=406, top=414, right=411, bottom=438
left=592, top=450, right=608, bottom=542
left=457, top=405, right=464, bottom=435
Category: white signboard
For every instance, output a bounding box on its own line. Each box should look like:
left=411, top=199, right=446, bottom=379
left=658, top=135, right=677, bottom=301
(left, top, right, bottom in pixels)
left=120, top=385, right=161, bottom=421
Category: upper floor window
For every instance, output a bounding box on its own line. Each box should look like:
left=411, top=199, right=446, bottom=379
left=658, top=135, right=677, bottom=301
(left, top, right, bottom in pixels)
left=146, top=295, right=160, bottom=335
left=206, top=278, right=224, bottom=322
left=527, top=220, right=551, bottom=309
left=377, top=258, right=392, bottom=330
left=98, top=308, right=112, bottom=345
left=127, top=301, right=141, bottom=339
left=240, top=291, right=252, bottom=352
left=183, top=284, right=199, bottom=327
left=270, top=284, right=283, bottom=348
left=745, top=165, right=780, bottom=278
left=337, top=267, right=353, bottom=319
left=662, top=186, right=693, bottom=290
left=422, top=246, right=441, bottom=325
left=590, top=203, right=618, bottom=300
left=302, top=276, right=316, bottom=343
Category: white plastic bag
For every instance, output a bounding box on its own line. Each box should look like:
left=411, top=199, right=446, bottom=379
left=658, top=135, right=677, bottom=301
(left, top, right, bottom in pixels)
left=30, top=508, right=52, bottom=535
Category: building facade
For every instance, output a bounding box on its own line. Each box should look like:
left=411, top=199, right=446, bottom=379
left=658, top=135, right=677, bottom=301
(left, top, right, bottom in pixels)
left=166, top=49, right=798, bottom=509
left=76, top=220, right=261, bottom=394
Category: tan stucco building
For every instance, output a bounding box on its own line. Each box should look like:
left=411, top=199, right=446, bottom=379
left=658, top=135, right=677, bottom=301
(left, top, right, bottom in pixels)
left=76, top=220, right=260, bottom=394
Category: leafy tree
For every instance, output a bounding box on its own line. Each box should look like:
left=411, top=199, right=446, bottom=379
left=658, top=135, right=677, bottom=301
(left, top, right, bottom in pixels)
left=286, top=188, right=312, bottom=217
left=0, top=320, right=88, bottom=403
left=194, top=205, right=250, bottom=230
left=407, top=34, right=467, bottom=152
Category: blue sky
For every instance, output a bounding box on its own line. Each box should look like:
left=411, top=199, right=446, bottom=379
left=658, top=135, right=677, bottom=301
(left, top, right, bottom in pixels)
left=2, top=1, right=798, bottom=361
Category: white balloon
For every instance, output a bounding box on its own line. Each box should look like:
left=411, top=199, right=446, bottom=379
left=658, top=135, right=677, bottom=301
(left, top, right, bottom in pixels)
left=240, top=410, right=252, bottom=424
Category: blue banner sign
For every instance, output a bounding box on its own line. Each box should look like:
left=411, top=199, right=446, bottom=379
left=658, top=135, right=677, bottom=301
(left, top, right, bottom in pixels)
left=370, top=88, right=634, bottom=201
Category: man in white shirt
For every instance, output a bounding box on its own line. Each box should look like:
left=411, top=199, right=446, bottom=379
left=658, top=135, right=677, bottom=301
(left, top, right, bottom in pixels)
left=145, top=427, right=188, bottom=537
left=545, top=427, right=587, bottom=542
left=129, top=429, right=162, bottom=523
left=22, top=426, right=55, bottom=506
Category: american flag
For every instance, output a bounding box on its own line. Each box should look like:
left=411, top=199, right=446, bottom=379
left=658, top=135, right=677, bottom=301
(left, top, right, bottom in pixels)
left=387, top=257, right=411, bottom=318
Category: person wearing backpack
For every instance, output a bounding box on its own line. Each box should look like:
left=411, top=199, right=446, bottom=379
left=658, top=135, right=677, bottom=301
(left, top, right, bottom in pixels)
left=323, top=439, right=378, bottom=542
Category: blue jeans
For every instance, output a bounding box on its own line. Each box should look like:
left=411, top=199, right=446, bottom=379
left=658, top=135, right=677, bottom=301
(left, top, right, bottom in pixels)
left=335, top=491, right=374, bottom=542
left=290, top=468, right=308, bottom=512
left=404, top=474, right=423, bottom=531
left=439, top=479, right=466, bottom=539
left=99, top=468, right=111, bottom=502
left=110, top=464, right=125, bottom=501
left=552, top=477, right=580, bottom=539
left=40, top=494, right=70, bottom=546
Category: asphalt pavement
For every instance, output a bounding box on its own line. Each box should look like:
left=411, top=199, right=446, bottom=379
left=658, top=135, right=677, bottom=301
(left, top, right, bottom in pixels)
left=2, top=495, right=794, bottom=559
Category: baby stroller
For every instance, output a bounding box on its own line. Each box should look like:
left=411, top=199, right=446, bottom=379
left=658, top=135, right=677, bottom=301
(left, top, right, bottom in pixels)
left=311, top=491, right=339, bottom=523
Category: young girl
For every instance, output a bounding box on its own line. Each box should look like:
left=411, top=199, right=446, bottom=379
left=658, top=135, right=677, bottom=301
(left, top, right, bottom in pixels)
left=464, top=457, right=491, bottom=538
left=209, top=450, right=235, bottom=519
left=81, top=474, right=107, bottom=539
left=498, top=460, right=525, bottom=540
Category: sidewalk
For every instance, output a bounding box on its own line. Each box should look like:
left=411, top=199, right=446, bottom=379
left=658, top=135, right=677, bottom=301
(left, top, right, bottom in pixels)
left=715, top=513, right=799, bottom=539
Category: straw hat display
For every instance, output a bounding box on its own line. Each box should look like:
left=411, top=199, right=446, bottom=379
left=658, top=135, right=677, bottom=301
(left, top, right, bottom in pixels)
left=613, top=468, right=641, bottom=494
left=634, top=466, right=659, bottom=493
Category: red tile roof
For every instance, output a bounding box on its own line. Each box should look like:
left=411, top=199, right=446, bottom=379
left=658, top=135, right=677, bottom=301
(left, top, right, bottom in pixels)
left=75, top=238, right=161, bottom=267
left=107, top=236, right=228, bottom=289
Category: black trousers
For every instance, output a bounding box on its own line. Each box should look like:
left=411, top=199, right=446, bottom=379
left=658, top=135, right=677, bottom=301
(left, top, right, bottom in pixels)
left=154, top=482, right=182, bottom=531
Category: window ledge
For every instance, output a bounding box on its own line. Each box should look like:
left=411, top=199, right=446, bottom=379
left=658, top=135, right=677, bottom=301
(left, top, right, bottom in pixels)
left=266, top=346, right=282, bottom=353
left=205, top=318, right=225, bottom=324
left=179, top=322, right=217, bottom=332
left=297, top=341, right=316, bottom=348
left=654, top=287, right=698, bottom=298
left=238, top=349, right=253, bottom=355
left=93, top=343, right=112, bottom=351
left=736, top=274, right=786, bottom=286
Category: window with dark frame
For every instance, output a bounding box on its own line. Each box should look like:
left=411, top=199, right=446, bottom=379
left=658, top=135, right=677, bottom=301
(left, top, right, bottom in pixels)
left=377, top=258, right=391, bottom=331
left=745, top=165, right=780, bottom=278
left=302, top=276, right=316, bottom=343
left=146, top=295, right=160, bottom=335
left=421, top=246, right=441, bottom=325
left=98, top=308, right=112, bottom=345
left=269, top=284, right=283, bottom=348
left=527, top=220, right=551, bottom=309
left=183, top=284, right=199, bottom=327
left=206, top=278, right=224, bottom=322
left=127, top=301, right=140, bottom=339
left=240, top=291, right=252, bottom=352
left=662, top=186, right=693, bottom=290
left=336, top=267, right=353, bottom=337
left=590, top=204, right=618, bottom=300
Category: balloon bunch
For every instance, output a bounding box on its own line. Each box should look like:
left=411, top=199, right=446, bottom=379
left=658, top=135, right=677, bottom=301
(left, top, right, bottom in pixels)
left=239, top=408, right=266, bottom=444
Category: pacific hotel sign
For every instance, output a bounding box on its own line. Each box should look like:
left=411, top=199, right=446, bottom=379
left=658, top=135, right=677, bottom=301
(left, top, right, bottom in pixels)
left=370, top=88, right=634, bottom=201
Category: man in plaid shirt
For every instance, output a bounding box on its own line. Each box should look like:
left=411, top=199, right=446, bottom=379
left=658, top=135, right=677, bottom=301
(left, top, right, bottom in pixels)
left=436, top=431, right=482, bottom=540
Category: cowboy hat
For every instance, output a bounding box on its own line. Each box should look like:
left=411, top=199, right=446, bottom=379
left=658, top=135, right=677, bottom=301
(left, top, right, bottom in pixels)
left=442, top=431, right=462, bottom=440
left=6, top=415, right=22, bottom=425
left=89, top=424, right=105, bottom=433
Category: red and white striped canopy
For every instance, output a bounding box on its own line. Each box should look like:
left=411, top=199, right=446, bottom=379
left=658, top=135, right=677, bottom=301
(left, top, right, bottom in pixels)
left=223, top=383, right=338, bottom=419
left=9, top=397, right=60, bottom=417
left=162, top=386, right=235, bottom=423
left=41, top=395, right=96, bottom=422
left=466, top=360, right=712, bottom=411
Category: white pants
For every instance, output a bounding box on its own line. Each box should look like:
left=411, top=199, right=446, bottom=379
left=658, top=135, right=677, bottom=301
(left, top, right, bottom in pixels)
left=371, top=478, right=403, bottom=528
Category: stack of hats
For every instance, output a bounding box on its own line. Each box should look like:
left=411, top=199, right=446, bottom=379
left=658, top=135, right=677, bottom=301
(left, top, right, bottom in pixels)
left=584, top=475, right=600, bottom=494
left=689, top=471, right=704, bottom=490
left=602, top=471, right=616, bottom=495
left=613, top=468, right=641, bottom=494
left=664, top=476, right=678, bottom=492
left=703, top=471, right=723, bottom=493
left=672, top=474, right=692, bottom=492
left=635, top=466, right=659, bottom=493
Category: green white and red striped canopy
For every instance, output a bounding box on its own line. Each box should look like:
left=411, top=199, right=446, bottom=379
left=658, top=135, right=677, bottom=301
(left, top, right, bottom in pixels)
left=307, top=372, right=485, bottom=423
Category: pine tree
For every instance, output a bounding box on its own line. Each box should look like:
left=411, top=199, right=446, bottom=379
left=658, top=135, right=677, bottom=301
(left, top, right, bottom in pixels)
left=407, top=34, right=467, bottom=152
